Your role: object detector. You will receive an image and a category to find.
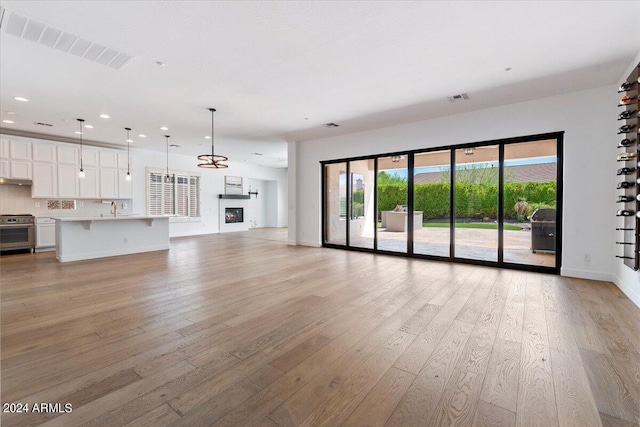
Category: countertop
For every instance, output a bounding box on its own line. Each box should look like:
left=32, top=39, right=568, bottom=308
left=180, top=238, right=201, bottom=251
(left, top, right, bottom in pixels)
left=53, top=215, right=168, bottom=222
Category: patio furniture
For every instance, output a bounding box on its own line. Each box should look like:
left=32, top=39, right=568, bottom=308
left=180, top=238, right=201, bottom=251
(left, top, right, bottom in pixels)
left=530, top=208, right=556, bottom=253
left=385, top=211, right=423, bottom=232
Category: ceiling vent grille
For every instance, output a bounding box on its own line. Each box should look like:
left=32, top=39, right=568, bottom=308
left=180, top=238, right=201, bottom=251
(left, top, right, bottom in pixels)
left=0, top=8, right=134, bottom=70
left=447, top=93, right=470, bottom=103
left=323, top=123, right=340, bottom=128
left=34, top=121, right=53, bottom=127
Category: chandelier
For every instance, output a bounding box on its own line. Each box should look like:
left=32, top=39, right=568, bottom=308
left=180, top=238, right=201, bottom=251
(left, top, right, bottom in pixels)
left=198, top=108, right=228, bottom=168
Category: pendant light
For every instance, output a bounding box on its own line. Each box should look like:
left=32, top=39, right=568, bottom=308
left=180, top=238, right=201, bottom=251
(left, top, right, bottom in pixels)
left=125, top=127, right=132, bottom=181
left=197, top=108, right=228, bottom=168
left=77, top=118, right=85, bottom=178
left=164, top=135, right=171, bottom=183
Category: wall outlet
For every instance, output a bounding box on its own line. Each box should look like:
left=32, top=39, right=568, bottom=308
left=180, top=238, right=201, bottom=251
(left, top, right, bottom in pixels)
left=34, top=201, right=40, bottom=208
left=79, top=201, right=84, bottom=207
left=122, top=203, right=127, bottom=209
left=583, top=253, right=591, bottom=262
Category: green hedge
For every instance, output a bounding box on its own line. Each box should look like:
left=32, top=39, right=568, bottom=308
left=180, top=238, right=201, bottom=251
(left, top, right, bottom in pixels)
left=377, top=181, right=556, bottom=220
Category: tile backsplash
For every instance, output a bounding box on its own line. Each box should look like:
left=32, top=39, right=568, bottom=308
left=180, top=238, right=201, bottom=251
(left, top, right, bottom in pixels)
left=0, top=184, right=134, bottom=217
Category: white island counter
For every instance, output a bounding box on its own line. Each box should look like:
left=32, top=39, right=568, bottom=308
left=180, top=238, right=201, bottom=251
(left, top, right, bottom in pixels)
left=54, top=216, right=169, bottom=262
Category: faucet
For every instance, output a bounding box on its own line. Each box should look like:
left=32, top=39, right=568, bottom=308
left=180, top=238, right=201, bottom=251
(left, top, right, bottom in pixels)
left=111, top=201, right=117, bottom=217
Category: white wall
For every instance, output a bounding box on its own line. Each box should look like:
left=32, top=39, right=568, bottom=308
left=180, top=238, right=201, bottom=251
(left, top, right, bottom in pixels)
left=293, top=85, right=617, bottom=284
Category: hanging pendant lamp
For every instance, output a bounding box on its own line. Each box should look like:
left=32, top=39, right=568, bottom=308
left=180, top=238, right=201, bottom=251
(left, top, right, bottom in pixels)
left=164, top=135, right=171, bottom=183
left=125, top=127, right=132, bottom=181
left=198, top=108, right=228, bottom=168
left=77, top=118, right=85, bottom=178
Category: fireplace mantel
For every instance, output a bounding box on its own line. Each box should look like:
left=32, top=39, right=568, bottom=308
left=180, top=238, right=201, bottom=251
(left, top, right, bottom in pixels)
left=219, top=195, right=250, bottom=200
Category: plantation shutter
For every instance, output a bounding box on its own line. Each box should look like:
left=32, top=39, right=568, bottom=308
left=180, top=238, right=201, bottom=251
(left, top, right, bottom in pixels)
left=176, top=174, right=189, bottom=217
left=148, top=171, right=164, bottom=215
left=189, top=176, right=200, bottom=218
left=147, top=168, right=200, bottom=218
left=163, top=174, right=175, bottom=215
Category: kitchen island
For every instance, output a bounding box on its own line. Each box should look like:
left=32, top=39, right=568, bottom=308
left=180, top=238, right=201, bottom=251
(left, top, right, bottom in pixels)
left=54, top=216, right=169, bottom=262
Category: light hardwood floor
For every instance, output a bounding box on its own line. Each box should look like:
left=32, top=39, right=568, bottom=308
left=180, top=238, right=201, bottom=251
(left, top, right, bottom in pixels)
left=1, top=229, right=639, bottom=426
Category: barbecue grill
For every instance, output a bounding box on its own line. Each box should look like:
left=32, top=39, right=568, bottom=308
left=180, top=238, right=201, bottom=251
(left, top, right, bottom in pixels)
left=530, top=208, right=556, bottom=253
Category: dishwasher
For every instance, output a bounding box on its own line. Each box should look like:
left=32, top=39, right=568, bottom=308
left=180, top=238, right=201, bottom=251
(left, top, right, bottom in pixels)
left=35, top=217, right=56, bottom=252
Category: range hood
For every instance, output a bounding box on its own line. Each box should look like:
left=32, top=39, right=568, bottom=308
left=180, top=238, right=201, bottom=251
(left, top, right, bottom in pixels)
left=0, top=178, right=32, bottom=186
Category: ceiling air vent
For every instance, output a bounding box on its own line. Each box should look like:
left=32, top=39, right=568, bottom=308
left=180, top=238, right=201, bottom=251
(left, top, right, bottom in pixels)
left=0, top=9, right=134, bottom=70
left=34, top=121, right=53, bottom=127
left=323, top=123, right=340, bottom=128
left=447, top=93, right=470, bottom=103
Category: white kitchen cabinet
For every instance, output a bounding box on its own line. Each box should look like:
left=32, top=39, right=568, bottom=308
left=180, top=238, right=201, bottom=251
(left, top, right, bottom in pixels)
left=117, top=152, right=130, bottom=169
left=100, top=168, right=118, bottom=198
left=57, top=164, right=79, bottom=198
left=57, top=146, right=79, bottom=165
left=79, top=166, right=100, bottom=199
left=32, top=144, right=56, bottom=162
left=0, top=140, right=9, bottom=158
left=82, top=148, right=100, bottom=167
left=32, top=162, right=57, bottom=198
left=99, top=150, right=118, bottom=168
left=10, top=161, right=32, bottom=180
left=0, top=159, right=9, bottom=178
left=118, top=169, right=132, bottom=199
left=36, top=218, right=56, bottom=250
left=9, top=140, right=31, bottom=160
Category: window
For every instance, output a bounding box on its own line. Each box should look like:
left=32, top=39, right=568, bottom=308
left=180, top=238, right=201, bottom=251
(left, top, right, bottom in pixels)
left=147, top=168, right=201, bottom=218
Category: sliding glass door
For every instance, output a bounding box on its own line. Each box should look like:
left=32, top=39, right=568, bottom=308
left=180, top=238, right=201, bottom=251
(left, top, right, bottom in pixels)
left=377, top=155, right=408, bottom=253
left=349, top=159, right=375, bottom=249
left=503, top=139, right=558, bottom=267
left=454, top=145, right=499, bottom=262
left=413, top=150, right=451, bottom=257
left=321, top=133, right=562, bottom=274
left=323, top=162, right=347, bottom=245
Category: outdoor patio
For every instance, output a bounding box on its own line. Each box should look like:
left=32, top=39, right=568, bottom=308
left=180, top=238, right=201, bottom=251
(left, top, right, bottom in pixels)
left=349, top=226, right=555, bottom=267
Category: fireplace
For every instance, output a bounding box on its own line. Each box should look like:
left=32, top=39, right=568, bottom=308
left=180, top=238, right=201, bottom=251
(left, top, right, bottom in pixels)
left=225, top=207, right=243, bottom=224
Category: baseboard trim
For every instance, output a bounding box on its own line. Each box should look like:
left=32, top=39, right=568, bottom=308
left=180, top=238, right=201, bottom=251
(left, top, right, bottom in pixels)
left=560, top=268, right=613, bottom=282
left=613, top=274, right=640, bottom=309
left=56, top=244, right=170, bottom=263
left=295, top=240, right=321, bottom=247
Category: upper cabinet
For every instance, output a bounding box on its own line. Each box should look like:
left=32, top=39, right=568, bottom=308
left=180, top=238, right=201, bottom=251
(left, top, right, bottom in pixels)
left=3, top=140, right=32, bottom=179
left=0, top=140, right=9, bottom=158
left=9, top=140, right=31, bottom=160
left=2, top=137, right=133, bottom=199
left=118, top=152, right=129, bottom=169
left=33, top=143, right=57, bottom=162
left=57, top=146, right=79, bottom=165
left=99, top=151, right=118, bottom=168
left=82, top=148, right=100, bottom=167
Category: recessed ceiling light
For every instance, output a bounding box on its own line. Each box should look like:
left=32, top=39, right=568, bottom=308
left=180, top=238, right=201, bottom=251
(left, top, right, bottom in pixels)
left=126, top=139, right=134, bottom=143
left=504, top=67, right=512, bottom=71
left=160, top=126, right=168, bottom=131
left=99, top=114, right=110, bottom=119
left=169, top=144, right=180, bottom=147
left=252, top=152, right=263, bottom=156
left=204, top=135, right=211, bottom=139
left=155, top=61, right=166, bottom=66
left=84, top=124, right=94, bottom=129
left=2, top=120, right=15, bottom=124
left=323, top=123, right=340, bottom=128
left=14, top=97, right=28, bottom=102
left=74, top=131, right=83, bottom=134
left=6, top=111, right=17, bottom=115
left=138, top=134, right=146, bottom=138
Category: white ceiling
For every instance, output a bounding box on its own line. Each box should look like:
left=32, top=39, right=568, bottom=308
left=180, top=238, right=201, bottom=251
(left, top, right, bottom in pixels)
left=1, top=1, right=639, bottom=168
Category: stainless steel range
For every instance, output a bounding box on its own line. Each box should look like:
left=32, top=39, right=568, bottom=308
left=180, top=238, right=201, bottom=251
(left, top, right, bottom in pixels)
left=0, top=214, right=35, bottom=252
